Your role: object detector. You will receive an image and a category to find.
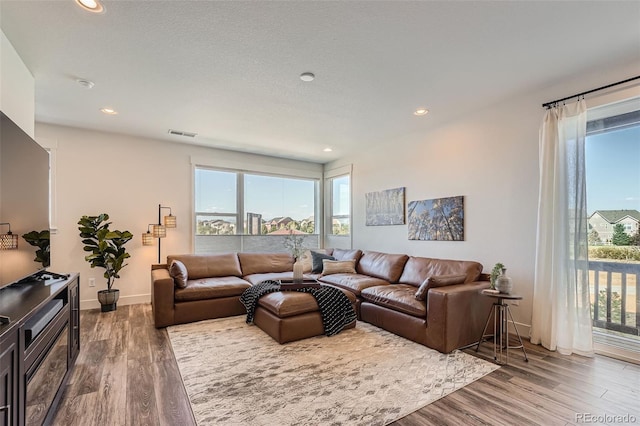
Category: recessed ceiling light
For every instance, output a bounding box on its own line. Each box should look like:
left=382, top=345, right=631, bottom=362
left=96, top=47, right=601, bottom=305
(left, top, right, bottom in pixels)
left=75, top=0, right=105, bottom=13
left=413, top=108, right=429, bottom=116
left=76, top=79, right=95, bottom=89
left=323, top=147, right=333, bottom=152
left=100, top=107, right=118, bottom=115
left=300, top=72, right=315, bottom=82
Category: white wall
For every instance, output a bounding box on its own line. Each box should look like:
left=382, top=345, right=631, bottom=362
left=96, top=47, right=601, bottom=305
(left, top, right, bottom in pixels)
left=0, top=29, right=34, bottom=137
left=35, top=123, right=322, bottom=309
left=327, top=61, right=640, bottom=336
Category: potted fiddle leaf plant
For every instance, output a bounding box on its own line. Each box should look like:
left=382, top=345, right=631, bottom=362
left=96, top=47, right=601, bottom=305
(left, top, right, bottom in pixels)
left=78, top=214, right=133, bottom=312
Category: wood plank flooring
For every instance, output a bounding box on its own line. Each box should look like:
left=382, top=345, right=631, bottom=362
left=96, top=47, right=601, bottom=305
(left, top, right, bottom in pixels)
left=53, top=303, right=639, bottom=426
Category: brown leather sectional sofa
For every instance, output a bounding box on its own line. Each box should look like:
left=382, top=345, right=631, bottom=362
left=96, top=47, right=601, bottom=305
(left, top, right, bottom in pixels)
left=151, top=249, right=493, bottom=353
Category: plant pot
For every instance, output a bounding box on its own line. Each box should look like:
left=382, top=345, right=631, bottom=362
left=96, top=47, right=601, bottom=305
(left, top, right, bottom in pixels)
left=97, top=289, right=119, bottom=312
left=495, top=268, right=513, bottom=294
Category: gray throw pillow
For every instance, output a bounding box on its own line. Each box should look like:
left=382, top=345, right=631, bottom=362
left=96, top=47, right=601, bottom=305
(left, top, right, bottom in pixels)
left=310, top=251, right=335, bottom=274
left=169, top=260, right=188, bottom=288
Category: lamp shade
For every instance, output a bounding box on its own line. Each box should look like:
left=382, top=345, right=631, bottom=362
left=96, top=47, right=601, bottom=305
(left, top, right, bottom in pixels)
left=142, top=232, right=154, bottom=246
left=152, top=224, right=166, bottom=238
left=0, top=232, right=18, bottom=250
left=164, top=214, right=177, bottom=228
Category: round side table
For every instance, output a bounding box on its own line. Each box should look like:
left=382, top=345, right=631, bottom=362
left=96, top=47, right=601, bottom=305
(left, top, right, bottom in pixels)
left=475, top=292, right=529, bottom=365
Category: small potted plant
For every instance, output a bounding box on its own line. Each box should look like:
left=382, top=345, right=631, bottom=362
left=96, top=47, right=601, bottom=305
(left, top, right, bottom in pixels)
left=78, top=214, right=133, bottom=312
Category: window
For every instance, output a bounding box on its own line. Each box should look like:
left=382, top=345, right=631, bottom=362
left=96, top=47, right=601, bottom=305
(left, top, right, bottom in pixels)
left=194, top=166, right=319, bottom=253
left=330, top=175, right=350, bottom=235
left=324, top=165, right=352, bottom=250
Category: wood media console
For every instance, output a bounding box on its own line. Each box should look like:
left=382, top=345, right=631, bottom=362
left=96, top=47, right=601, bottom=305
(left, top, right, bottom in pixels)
left=0, top=274, right=80, bottom=426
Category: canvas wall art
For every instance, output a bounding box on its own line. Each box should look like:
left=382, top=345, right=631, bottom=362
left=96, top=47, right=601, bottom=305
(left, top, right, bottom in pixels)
left=407, top=196, right=464, bottom=241
left=365, top=187, right=406, bottom=226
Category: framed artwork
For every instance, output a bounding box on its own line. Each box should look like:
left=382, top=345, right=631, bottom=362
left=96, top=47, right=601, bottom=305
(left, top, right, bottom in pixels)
left=365, top=187, right=406, bottom=226
left=407, top=196, right=464, bottom=241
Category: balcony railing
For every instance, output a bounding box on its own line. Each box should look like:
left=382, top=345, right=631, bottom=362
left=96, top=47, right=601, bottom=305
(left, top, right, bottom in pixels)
left=589, top=260, right=640, bottom=336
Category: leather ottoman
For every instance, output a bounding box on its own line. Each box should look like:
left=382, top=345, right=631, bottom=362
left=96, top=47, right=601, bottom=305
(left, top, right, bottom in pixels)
left=253, top=288, right=357, bottom=344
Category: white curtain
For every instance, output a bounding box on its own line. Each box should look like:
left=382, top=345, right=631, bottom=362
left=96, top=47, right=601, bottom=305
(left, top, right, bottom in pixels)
left=530, top=99, right=594, bottom=356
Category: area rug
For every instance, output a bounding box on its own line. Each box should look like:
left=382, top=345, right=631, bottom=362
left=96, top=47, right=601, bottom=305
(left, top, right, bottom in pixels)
left=167, top=316, right=499, bottom=426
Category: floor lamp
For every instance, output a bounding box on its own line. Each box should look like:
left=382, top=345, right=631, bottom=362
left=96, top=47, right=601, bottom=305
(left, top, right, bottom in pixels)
left=142, top=205, right=176, bottom=263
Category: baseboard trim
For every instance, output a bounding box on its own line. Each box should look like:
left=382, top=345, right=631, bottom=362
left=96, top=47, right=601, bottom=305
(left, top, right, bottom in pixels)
left=80, top=293, right=150, bottom=310
left=509, top=322, right=531, bottom=339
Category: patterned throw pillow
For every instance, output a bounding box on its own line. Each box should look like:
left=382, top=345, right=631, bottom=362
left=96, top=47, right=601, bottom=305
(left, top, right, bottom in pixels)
left=311, top=251, right=335, bottom=273
left=169, top=259, right=188, bottom=288
left=414, top=274, right=467, bottom=301
left=322, top=259, right=357, bottom=276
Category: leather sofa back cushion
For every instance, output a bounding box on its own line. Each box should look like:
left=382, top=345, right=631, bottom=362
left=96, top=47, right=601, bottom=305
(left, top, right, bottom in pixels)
left=356, top=251, right=409, bottom=283
left=167, top=253, right=242, bottom=280
left=414, top=274, right=467, bottom=301
left=322, top=259, right=357, bottom=275
left=238, top=252, right=294, bottom=275
left=331, top=249, right=363, bottom=263
left=169, top=260, right=188, bottom=288
left=399, top=256, right=482, bottom=287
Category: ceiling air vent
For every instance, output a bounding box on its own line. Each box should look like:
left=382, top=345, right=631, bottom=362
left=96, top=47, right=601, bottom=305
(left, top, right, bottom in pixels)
left=168, top=129, right=198, bottom=138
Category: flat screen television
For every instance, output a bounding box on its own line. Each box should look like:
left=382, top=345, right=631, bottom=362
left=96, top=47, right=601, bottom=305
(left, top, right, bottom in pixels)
left=0, top=111, right=50, bottom=290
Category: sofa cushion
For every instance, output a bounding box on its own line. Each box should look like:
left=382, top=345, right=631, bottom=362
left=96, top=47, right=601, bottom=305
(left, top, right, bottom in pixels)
left=361, top=284, right=427, bottom=318
left=398, top=256, right=483, bottom=287
left=331, top=249, right=363, bottom=263
left=167, top=253, right=242, bottom=280
left=243, top=272, right=297, bottom=285
left=174, top=276, right=251, bottom=302
left=238, top=252, right=294, bottom=275
left=169, top=259, right=188, bottom=288
left=414, top=274, right=467, bottom=301
left=356, top=251, right=409, bottom=283
left=322, top=259, right=357, bottom=275
left=319, top=273, right=389, bottom=296
left=310, top=251, right=335, bottom=273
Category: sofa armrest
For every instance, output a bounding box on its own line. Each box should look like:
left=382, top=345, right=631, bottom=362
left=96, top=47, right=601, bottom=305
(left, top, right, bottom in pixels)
left=151, top=266, right=175, bottom=328
left=425, top=281, right=491, bottom=352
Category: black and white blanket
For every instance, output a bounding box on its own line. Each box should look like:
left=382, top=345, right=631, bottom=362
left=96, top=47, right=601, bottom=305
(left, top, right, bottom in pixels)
left=239, top=280, right=357, bottom=337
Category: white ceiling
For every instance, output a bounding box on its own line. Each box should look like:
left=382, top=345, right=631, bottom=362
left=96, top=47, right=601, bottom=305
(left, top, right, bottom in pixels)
left=1, top=1, right=639, bottom=163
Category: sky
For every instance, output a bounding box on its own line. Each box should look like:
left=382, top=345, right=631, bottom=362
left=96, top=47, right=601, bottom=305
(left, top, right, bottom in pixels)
left=585, top=125, right=640, bottom=215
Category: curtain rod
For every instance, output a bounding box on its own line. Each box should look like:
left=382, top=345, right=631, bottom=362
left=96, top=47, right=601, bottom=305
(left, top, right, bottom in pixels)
left=542, top=75, right=640, bottom=109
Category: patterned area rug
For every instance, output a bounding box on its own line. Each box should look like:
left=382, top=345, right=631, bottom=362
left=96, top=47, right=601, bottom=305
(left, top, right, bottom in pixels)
left=167, top=316, right=499, bottom=426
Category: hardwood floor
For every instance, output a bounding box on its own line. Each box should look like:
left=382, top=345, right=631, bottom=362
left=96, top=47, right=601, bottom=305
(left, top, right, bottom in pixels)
left=54, top=304, right=639, bottom=426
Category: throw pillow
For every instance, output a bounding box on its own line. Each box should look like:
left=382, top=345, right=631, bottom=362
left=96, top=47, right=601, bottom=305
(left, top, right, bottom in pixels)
left=322, top=259, right=357, bottom=276
left=169, top=260, right=188, bottom=288
left=311, top=251, right=335, bottom=273
left=414, top=274, right=467, bottom=301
